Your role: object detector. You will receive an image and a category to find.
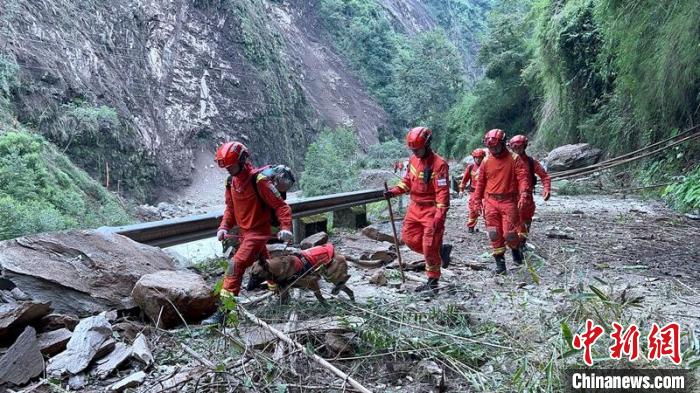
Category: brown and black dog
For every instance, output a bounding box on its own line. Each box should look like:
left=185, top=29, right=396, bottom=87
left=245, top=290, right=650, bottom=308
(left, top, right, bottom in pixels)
left=248, top=243, right=355, bottom=303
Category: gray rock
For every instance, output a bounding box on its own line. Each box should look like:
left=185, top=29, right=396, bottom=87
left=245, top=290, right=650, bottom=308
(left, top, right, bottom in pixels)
left=110, top=371, right=146, bottom=392
left=0, top=301, right=51, bottom=343
left=131, top=333, right=154, bottom=367
left=0, top=230, right=176, bottom=316
left=0, top=326, right=43, bottom=385
left=93, top=342, right=132, bottom=379
left=300, top=231, right=329, bottom=249
left=46, top=315, right=112, bottom=376
left=36, top=328, right=72, bottom=356
left=369, top=270, right=388, bottom=286
left=131, top=270, right=216, bottom=329
left=68, top=373, right=88, bottom=390
left=361, top=221, right=403, bottom=244
left=38, top=313, right=79, bottom=333
left=413, top=359, right=445, bottom=388
left=545, top=143, right=603, bottom=171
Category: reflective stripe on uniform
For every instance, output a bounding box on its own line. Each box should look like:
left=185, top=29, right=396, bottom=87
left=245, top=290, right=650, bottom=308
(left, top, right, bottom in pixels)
left=492, top=247, right=506, bottom=256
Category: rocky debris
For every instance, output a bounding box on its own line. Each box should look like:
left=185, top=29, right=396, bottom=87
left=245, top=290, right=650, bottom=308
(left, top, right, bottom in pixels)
left=131, top=333, right=154, bottom=367
left=131, top=270, right=217, bottom=329
left=110, top=371, right=147, bottom=391
left=300, top=231, right=329, bottom=249
left=38, top=313, right=79, bottom=333
left=369, top=270, right=388, bottom=286
left=386, top=259, right=426, bottom=271
left=0, top=230, right=176, bottom=316
left=337, top=238, right=397, bottom=267
left=0, top=326, right=43, bottom=385
left=113, top=320, right=149, bottom=342
left=546, top=226, right=575, bottom=240
left=324, top=333, right=353, bottom=357
left=413, top=359, right=445, bottom=388
left=36, top=328, right=72, bottom=356
left=93, top=342, right=132, bottom=379
left=545, top=143, right=602, bottom=171
left=47, top=315, right=112, bottom=376
left=0, top=301, right=51, bottom=342
left=96, top=338, right=117, bottom=359
left=361, top=221, right=403, bottom=244
left=68, top=373, right=88, bottom=390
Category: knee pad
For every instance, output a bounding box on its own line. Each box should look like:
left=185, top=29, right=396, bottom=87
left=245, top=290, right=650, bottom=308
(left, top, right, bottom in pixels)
left=504, top=232, right=518, bottom=243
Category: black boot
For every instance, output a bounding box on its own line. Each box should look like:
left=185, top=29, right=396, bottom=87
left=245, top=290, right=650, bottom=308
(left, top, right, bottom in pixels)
left=512, top=247, right=524, bottom=266
left=468, top=227, right=475, bottom=234
left=415, top=278, right=439, bottom=294
left=494, top=255, right=507, bottom=275
left=440, top=244, right=453, bottom=268
left=201, top=310, right=226, bottom=326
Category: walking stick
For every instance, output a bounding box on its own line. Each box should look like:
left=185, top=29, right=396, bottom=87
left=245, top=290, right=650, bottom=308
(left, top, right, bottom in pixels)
left=384, top=182, right=406, bottom=283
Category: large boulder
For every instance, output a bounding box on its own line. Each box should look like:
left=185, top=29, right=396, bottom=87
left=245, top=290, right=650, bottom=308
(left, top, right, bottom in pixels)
left=545, top=143, right=603, bottom=171
left=0, top=230, right=176, bottom=316
left=131, top=270, right=216, bottom=328
left=0, top=301, right=51, bottom=344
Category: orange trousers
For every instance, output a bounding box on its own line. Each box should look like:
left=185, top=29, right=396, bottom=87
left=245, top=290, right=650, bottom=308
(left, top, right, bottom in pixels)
left=222, top=232, right=270, bottom=295
left=401, top=203, right=443, bottom=279
left=484, top=197, right=521, bottom=256
left=519, top=194, right=536, bottom=234
left=467, top=193, right=481, bottom=229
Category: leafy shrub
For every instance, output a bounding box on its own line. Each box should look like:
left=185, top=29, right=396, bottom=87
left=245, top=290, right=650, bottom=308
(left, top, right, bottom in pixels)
left=0, top=130, right=132, bottom=240
left=360, top=139, right=406, bottom=169
left=663, top=166, right=700, bottom=213
left=300, top=128, right=362, bottom=197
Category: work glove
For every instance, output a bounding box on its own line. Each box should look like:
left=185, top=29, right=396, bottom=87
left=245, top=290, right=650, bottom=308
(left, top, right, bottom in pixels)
left=217, top=229, right=227, bottom=241
left=432, top=210, right=447, bottom=232
left=518, top=193, right=529, bottom=210
left=383, top=190, right=394, bottom=199
left=277, top=229, right=294, bottom=243
left=542, top=190, right=551, bottom=201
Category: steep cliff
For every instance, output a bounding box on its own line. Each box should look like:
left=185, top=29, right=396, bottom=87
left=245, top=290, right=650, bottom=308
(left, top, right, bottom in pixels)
left=1, top=0, right=387, bottom=199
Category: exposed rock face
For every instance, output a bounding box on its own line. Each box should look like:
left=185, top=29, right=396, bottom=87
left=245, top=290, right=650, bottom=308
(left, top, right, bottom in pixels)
left=131, top=270, right=216, bottom=328
left=545, top=143, right=603, bottom=171
left=3, top=0, right=387, bottom=193
left=0, top=230, right=176, bottom=316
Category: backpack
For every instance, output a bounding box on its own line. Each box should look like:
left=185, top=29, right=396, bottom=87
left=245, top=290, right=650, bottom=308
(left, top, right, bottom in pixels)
left=225, top=166, right=286, bottom=227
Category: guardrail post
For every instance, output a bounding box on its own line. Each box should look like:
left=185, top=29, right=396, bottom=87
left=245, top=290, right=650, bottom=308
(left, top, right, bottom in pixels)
left=333, top=206, right=368, bottom=229
left=293, top=218, right=303, bottom=244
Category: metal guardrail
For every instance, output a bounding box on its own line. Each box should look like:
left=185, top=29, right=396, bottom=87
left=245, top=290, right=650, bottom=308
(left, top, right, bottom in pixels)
left=99, top=189, right=385, bottom=248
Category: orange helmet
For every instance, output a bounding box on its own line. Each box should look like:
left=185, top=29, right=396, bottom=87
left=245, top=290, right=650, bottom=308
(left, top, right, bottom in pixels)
left=508, top=134, right=528, bottom=148
left=471, top=148, right=486, bottom=159
left=215, top=141, right=249, bottom=168
left=406, top=127, right=432, bottom=150
left=483, top=129, right=506, bottom=147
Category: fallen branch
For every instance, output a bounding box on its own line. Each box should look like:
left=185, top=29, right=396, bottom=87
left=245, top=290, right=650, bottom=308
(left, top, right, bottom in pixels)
left=238, top=305, right=373, bottom=393
left=181, top=343, right=216, bottom=368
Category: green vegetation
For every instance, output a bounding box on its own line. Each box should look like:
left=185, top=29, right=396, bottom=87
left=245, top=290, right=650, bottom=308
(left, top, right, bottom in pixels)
left=0, top=130, right=132, bottom=240
left=663, top=166, right=700, bottom=213
left=317, top=0, right=476, bottom=137
left=0, top=54, right=18, bottom=126
left=360, top=139, right=405, bottom=169
left=300, top=128, right=362, bottom=197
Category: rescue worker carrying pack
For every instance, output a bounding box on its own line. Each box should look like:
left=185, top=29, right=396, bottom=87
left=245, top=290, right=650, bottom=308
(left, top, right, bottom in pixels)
left=472, top=129, right=530, bottom=275
left=203, top=141, right=295, bottom=324
left=384, top=127, right=453, bottom=294
left=507, top=135, right=551, bottom=240
left=460, top=148, right=486, bottom=233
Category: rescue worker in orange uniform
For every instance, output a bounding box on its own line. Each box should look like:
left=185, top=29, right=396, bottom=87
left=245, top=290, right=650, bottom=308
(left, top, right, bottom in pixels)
left=508, top=135, right=551, bottom=238
left=472, top=129, right=530, bottom=275
left=205, top=142, right=294, bottom=323
left=459, top=149, right=486, bottom=233
left=384, top=127, right=452, bottom=293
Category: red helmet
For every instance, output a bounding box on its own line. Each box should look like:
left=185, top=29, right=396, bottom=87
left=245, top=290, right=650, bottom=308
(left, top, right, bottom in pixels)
left=215, top=141, right=249, bottom=168
left=471, top=148, right=486, bottom=159
left=406, top=127, right=432, bottom=150
left=508, top=134, right=528, bottom=148
left=483, top=129, right=506, bottom=147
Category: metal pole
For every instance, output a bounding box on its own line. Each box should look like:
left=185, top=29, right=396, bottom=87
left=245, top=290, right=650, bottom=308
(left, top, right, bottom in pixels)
left=384, top=182, right=405, bottom=283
